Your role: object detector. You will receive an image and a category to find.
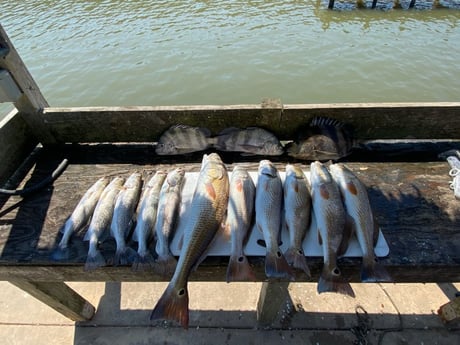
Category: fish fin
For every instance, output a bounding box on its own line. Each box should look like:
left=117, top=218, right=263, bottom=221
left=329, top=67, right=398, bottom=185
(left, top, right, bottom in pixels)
left=337, top=215, right=355, bottom=257
left=373, top=213, right=380, bottom=247
left=284, top=247, right=311, bottom=279
left=265, top=250, right=295, bottom=281
left=226, top=254, right=256, bottom=282
left=361, top=259, right=392, bottom=283
left=150, top=283, right=189, bottom=329
left=84, top=250, right=107, bottom=271
left=205, top=182, right=217, bottom=200
left=132, top=251, right=156, bottom=272
left=50, top=245, right=72, bottom=261
left=113, top=247, right=138, bottom=266
left=317, top=230, right=323, bottom=246
left=83, top=230, right=91, bottom=241
left=155, top=254, right=178, bottom=278
left=310, top=116, right=345, bottom=129
left=317, top=266, right=355, bottom=297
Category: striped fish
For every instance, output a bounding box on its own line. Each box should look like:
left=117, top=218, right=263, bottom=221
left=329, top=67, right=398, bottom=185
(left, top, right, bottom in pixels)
left=155, top=125, right=212, bottom=155
left=287, top=117, right=354, bottom=161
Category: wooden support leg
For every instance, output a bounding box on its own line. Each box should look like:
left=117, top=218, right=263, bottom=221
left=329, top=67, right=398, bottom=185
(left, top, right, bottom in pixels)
left=328, top=0, right=335, bottom=9
left=9, top=281, right=95, bottom=321
left=256, top=281, right=291, bottom=327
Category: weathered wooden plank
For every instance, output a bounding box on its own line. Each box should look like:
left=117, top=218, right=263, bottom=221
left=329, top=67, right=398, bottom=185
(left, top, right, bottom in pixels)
left=257, top=281, right=291, bottom=327
left=42, top=102, right=460, bottom=143
left=9, top=280, right=95, bottom=321
left=0, top=109, right=38, bottom=185
left=0, top=24, right=56, bottom=145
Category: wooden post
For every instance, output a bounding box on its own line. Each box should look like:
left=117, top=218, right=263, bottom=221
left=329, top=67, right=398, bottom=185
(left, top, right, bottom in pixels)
left=0, top=24, right=56, bottom=145
left=409, top=0, right=417, bottom=8
left=256, top=281, right=291, bottom=327
left=328, top=0, right=335, bottom=9
left=9, top=280, right=95, bottom=321
left=372, top=0, right=378, bottom=8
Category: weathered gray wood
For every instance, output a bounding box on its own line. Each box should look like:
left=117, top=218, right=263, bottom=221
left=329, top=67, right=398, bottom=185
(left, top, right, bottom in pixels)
left=0, top=24, right=56, bottom=145
left=9, top=280, right=95, bottom=321
left=257, top=281, right=291, bottom=327
left=41, top=102, right=460, bottom=143
left=0, top=109, right=38, bottom=185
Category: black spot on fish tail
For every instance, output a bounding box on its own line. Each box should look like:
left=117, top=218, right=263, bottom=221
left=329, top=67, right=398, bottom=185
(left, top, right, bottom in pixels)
left=284, top=247, right=311, bottom=280
left=265, top=249, right=295, bottom=281
left=150, top=283, right=189, bottom=329
left=226, top=254, right=256, bottom=283
left=317, top=266, right=355, bottom=297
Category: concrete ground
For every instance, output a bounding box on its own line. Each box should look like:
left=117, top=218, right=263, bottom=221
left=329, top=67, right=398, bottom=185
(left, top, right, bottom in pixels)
left=0, top=281, right=459, bottom=345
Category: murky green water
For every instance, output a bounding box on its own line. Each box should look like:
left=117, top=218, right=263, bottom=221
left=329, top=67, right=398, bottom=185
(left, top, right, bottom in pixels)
left=1, top=1, right=460, bottom=117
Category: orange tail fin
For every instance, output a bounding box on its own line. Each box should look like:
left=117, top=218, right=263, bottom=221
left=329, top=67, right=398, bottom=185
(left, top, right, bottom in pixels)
left=226, top=255, right=256, bottom=282
left=150, top=283, right=189, bottom=329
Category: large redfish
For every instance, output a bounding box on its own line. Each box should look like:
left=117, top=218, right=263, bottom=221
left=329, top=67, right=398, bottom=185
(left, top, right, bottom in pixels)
left=150, top=153, right=229, bottom=329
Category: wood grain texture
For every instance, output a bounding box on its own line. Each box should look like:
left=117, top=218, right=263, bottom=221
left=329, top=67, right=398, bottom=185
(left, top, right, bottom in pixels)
left=0, top=145, right=458, bottom=282
left=41, top=102, right=460, bottom=143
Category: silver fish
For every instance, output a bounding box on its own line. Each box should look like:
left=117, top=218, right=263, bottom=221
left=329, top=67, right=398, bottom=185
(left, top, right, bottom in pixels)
left=287, top=117, right=354, bottom=161
left=156, top=125, right=212, bottom=155
left=283, top=164, right=311, bottom=279
left=310, top=161, right=354, bottom=296
left=110, top=172, right=143, bottom=266
left=255, top=160, right=294, bottom=280
left=225, top=165, right=256, bottom=282
left=215, top=127, right=284, bottom=156
left=51, top=176, right=110, bottom=261
left=329, top=163, right=391, bottom=283
left=154, top=167, right=186, bottom=277
left=150, top=153, right=229, bottom=329
left=132, top=170, right=167, bottom=271
left=84, top=176, right=125, bottom=271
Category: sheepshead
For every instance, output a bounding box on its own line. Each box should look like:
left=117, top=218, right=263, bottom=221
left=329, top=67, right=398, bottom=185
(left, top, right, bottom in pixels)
left=310, top=161, right=354, bottom=296
left=255, top=160, right=294, bottom=280
left=51, top=176, right=110, bottom=261
left=225, top=166, right=256, bottom=282
left=283, top=164, right=311, bottom=279
left=150, top=153, right=229, bottom=329
left=286, top=117, right=354, bottom=161
left=110, top=172, right=143, bottom=266
left=156, top=125, right=212, bottom=155
left=84, top=176, right=125, bottom=271
left=154, top=167, right=186, bottom=277
left=329, top=163, right=391, bottom=282
left=132, top=170, right=167, bottom=271
left=215, top=127, right=284, bottom=156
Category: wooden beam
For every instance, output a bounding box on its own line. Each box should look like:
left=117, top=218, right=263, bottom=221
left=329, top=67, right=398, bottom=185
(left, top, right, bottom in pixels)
left=9, top=280, right=95, bottom=321
left=0, top=24, right=56, bottom=145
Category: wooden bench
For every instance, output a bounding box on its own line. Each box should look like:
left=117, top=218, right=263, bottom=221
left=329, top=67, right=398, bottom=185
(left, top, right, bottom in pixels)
left=1, top=24, right=459, bottom=326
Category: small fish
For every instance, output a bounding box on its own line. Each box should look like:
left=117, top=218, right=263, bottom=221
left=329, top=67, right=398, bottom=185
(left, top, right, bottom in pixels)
left=329, top=163, right=391, bottom=283
left=215, top=127, right=284, bottom=156
left=84, top=177, right=125, bottom=271
left=154, top=167, right=186, bottom=277
left=150, top=153, right=229, bottom=329
left=286, top=117, right=354, bottom=161
left=310, top=161, right=354, bottom=296
left=110, top=172, right=143, bottom=266
left=283, top=164, right=312, bottom=279
left=225, top=166, right=256, bottom=282
left=132, top=170, right=167, bottom=271
left=255, top=160, right=294, bottom=280
left=51, top=176, right=110, bottom=261
left=155, top=125, right=212, bottom=155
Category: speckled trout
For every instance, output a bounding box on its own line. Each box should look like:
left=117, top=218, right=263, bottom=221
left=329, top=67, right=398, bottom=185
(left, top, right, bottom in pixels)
left=310, top=161, right=354, bottom=296
left=329, top=163, right=391, bottom=283
left=150, top=153, right=229, bottom=329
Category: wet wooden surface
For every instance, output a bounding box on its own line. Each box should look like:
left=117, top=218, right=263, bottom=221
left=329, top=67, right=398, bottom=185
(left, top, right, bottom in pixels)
left=0, top=144, right=459, bottom=282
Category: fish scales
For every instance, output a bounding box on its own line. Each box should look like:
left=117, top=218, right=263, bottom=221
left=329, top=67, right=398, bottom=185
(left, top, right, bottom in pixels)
left=226, top=166, right=256, bottom=282
left=330, top=163, right=391, bottom=283
left=216, top=127, right=284, bottom=155
left=84, top=176, right=125, bottom=271
left=132, top=170, right=167, bottom=271
left=150, top=153, right=229, bottom=329
left=310, top=161, right=354, bottom=297
left=156, top=125, right=211, bottom=155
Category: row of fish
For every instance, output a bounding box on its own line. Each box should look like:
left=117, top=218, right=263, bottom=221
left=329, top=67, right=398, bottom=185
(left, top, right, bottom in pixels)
left=155, top=116, right=355, bottom=160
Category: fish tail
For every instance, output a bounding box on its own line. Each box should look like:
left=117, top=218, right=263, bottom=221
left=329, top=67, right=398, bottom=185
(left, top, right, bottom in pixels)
left=265, top=249, right=295, bottom=281
left=84, top=249, right=107, bottom=271
left=155, top=254, right=178, bottom=278
left=226, top=254, right=256, bottom=283
left=132, top=251, right=156, bottom=272
left=318, top=266, right=355, bottom=297
left=361, top=259, right=392, bottom=283
left=284, top=247, right=311, bottom=280
left=113, top=247, right=138, bottom=266
left=50, top=244, right=72, bottom=261
left=150, top=283, right=189, bottom=329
